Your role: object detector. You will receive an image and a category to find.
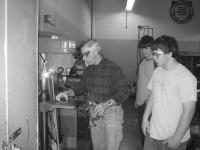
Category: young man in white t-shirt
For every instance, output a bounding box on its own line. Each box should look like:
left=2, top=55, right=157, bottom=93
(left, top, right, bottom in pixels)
left=142, top=35, right=197, bottom=150
left=135, top=35, right=155, bottom=146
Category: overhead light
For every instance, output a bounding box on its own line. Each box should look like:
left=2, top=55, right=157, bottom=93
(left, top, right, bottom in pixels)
left=125, top=0, right=135, bottom=11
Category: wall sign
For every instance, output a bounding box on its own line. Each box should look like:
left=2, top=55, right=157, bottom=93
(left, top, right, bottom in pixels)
left=170, top=0, right=193, bottom=24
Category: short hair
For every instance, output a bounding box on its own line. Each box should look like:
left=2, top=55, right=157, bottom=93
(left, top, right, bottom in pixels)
left=138, top=35, right=154, bottom=49
left=81, top=39, right=101, bottom=53
left=151, top=35, right=179, bottom=58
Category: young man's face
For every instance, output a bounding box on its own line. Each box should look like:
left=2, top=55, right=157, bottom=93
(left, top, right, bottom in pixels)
left=153, top=49, right=170, bottom=67
left=140, top=47, right=152, bottom=59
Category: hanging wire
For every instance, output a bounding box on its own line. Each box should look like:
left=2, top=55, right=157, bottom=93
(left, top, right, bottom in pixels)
left=125, top=11, right=128, bottom=29
left=91, top=0, right=94, bottom=39
left=39, top=54, right=46, bottom=63
left=26, top=119, right=30, bottom=150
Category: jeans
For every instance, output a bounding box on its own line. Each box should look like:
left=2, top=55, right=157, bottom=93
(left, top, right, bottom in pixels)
left=89, top=105, right=124, bottom=150
left=143, top=133, right=187, bottom=150
left=137, top=103, right=146, bottom=146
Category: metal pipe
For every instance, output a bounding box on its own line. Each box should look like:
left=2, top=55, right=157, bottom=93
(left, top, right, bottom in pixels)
left=40, top=63, right=48, bottom=150
left=91, top=0, right=94, bottom=39
left=125, top=11, right=128, bottom=29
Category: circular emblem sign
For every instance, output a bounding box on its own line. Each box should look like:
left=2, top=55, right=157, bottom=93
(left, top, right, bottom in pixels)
left=170, top=0, right=193, bottom=24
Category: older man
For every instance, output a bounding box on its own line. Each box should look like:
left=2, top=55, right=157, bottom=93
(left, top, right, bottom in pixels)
left=57, top=40, right=129, bottom=150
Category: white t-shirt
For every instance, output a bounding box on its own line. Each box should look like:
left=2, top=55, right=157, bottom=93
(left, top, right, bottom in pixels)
left=148, top=63, right=197, bottom=142
left=136, top=59, right=155, bottom=105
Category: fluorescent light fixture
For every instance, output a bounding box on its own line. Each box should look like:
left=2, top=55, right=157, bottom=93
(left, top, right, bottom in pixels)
left=125, top=0, right=135, bottom=11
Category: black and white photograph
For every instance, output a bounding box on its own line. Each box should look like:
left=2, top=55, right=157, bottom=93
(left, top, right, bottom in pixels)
left=0, top=0, right=200, bottom=150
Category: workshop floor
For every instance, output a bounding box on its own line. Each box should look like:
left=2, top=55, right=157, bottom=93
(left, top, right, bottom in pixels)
left=77, top=96, right=143, bottom=150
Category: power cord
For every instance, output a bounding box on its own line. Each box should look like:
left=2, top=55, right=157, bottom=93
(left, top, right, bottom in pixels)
left=26, top=119, right=30, bottom=150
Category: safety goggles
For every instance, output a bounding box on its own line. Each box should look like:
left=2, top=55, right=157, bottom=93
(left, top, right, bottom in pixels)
left=82, top=51, right=91, bottom=57
left=152, top=50, right=165, bottom=58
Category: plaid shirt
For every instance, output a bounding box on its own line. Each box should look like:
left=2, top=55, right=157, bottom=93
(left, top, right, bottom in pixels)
left=76, top=58, right=129, bottom=104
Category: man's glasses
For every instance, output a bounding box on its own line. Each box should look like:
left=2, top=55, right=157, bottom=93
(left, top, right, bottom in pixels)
left=152, top=51, right=164, bottom=58
left=82, top=51, right=91, bottom=57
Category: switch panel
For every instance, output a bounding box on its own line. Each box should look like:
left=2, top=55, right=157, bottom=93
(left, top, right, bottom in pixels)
left=9, top=127, right=21, bottom=142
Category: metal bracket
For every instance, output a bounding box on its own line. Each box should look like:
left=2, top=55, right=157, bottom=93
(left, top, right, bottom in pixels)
left=43, top=14, right=55, bottom=26
left=9, top=128, right=21, bottom=142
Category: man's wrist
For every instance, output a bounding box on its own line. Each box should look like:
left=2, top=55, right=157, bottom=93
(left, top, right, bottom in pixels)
left=105, top=99, right=117, bottom=108
left=143, top=114, right=149, bottom=122
left=172, top=133, right=183, bottom=143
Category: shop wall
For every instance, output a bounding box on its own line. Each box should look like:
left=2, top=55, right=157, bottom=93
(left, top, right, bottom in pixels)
left=0, top=0, right=38, bottom=149
left=94, top=0, right=200, bottom=81
left=39, top=0, right=91, bottom=44
left=0, top=0, right=7, bottom=142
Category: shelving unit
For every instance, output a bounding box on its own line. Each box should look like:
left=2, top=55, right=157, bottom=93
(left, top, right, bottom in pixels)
left=179, top=51, right=200, bottom=150
left=178, top=51, right=200, bottom=81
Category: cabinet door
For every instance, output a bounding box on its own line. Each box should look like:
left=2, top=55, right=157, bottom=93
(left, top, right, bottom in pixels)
left=59, top=109, right=77, bottom=149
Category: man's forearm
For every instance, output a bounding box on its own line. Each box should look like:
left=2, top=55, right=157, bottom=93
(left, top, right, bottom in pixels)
left=112, top=71, right=129, bottom=104
left=112, top=88, right=129, bottom=104
left=143, top=94, right=153, bottom=121
left=173, top=102, right=196, bottom=142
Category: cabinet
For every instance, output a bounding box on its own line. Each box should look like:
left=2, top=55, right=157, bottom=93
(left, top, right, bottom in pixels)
left=179, top=52, right=200, bottom=150
left=59, top=108, right=77, bottom=149
left=179, top=51, right=200, bottom=81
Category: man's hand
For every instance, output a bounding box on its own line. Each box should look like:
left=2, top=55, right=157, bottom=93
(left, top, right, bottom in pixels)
left=135, top=98, right=148, bottom=109
left=66, top=89, right=75, bottom=97
left=94, top=99, right=117, bottom=117
left=56, top=92, right=68, bottom=102
left=56, top=89, right=75, bottom=102
left=142, top=117, right=150, bottom=136
left=135, top=100, right=139, bottom=108
left=39, top=102, right=54, bottom=112
left=163, top=136, right=181, bottom=149
left=94, top=103, right=107, bottom=117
